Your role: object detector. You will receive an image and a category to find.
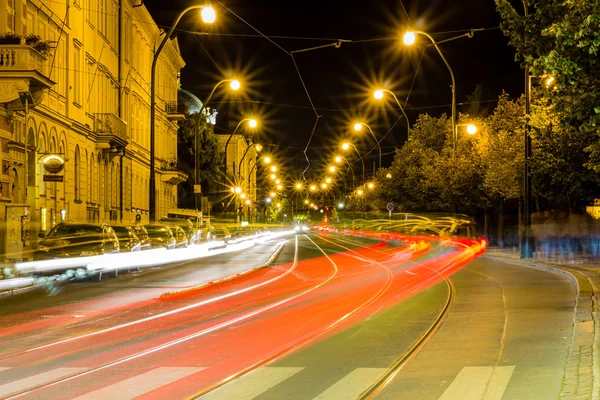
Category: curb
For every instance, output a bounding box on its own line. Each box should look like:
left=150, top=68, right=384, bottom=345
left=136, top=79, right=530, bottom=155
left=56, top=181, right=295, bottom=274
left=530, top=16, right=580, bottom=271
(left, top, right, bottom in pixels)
left=158, top=240, right=287, bottom=301
left=482, top=254, right=599, bottom=400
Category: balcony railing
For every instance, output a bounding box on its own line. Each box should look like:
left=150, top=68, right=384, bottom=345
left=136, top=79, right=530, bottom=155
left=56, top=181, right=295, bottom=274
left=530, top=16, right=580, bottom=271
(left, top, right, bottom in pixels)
left=0, top=44, right=49, bottom=76
left=93, top=113, right=128, bottom=144
left=0, top=44, right=54, bottom=104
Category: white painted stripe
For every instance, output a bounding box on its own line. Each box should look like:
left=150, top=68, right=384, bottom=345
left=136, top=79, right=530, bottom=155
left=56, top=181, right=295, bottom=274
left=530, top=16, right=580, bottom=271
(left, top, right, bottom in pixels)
left=0, top=367, right=85, bottom=398
left=201, top=367, right=304, bottom=399
left=72, top=367, right=204, bottom=400
left=0, top=367, right=11, bottom=372
left=439, top=366, right=515, bottom=400
left=483, top=366, right=516, bottom=400
left=314, top=368, right=387, bottom=399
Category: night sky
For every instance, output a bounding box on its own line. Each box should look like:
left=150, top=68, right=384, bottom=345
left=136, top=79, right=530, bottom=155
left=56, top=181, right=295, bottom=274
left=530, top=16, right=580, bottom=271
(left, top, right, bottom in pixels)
left=145, top=0, right=523, bottom=180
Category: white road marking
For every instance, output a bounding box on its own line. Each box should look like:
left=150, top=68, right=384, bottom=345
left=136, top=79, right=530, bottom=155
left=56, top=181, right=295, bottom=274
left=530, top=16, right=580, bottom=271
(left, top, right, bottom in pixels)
left=439, top=366, right=515, bottom=400
left=71, top=367, right=204, bottom=400
left=314, top=368, right=387, bottom=399
left=0, top=368, right=85, bottom=398
left=201, top=367, right=304, bottom=399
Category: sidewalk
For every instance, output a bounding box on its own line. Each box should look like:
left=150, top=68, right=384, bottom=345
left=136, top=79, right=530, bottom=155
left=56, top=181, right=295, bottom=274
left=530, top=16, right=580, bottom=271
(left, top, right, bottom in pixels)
left=483, top=247, right=600, bottom=400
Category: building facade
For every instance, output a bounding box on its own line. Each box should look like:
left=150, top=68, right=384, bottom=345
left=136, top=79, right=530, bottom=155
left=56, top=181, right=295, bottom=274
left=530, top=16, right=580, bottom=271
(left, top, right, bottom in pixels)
left=0, top=0, right=187, bottom=261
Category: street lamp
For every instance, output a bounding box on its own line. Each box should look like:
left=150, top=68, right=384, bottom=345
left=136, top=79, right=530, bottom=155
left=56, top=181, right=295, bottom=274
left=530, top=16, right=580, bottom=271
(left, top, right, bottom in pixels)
left=310, top=185, right=317, bottom=192
left=341, top=142, right=365, bottom=186
left=238, top=142, right=262, bottom=179
left=270, top=166, right=277, bottom=173
left=335, top=155, right=355, bottom=188
left=295, top=183, right=303, bottom=190
left=224, top=118, right=258, bottom=173
left=354, top=122, right=381, bottom=169
left=150, top=3, right=216, bottom=221
left=403, top=30, right=456, bottom=153
left=328, top=166, right=336, bottom=173
left=373, top=89, right=410, bottom=141
left=325, top=177, right=332, bottom=184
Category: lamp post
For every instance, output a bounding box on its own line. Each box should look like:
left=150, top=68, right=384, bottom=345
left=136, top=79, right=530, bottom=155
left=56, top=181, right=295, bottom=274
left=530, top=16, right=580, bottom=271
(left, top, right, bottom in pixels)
left=238, top=143, right=262, bottom=179
left=194, top=78, right=240, bottom=210
left=150, top=4, right=215, bottom=222
left=522, top=0, right=533, bottom=259
left=335, top=155, right=355, bottom=188
left=403, top=30, right=456, bottom=154
left=373, top=89, right=410, bottom=141
left=353, top=122, right=381, bottom=169
left=224, top=118, right=257, bottom=175
left=342, top=142, right=365, bottom=186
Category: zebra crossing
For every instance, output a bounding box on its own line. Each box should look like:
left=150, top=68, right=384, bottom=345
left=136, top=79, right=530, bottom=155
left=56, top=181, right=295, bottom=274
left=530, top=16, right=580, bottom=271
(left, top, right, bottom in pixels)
left=0, top=365, right=516, bottom=399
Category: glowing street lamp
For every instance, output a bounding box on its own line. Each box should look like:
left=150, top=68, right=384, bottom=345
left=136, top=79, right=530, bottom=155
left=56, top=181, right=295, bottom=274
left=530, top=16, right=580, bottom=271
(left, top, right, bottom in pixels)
left=295, top=183, right=303, bottom=190
left=229, top=79, right=241, bottom=91
left=150, top=3, right=218, bottom=220
left=275, top=179, right=281, bottom=185
left=328, top=166, right=336, bottom=173
left=225, top=117, right=259, bottom=170
left=403, top=31, right=416, bottom=45
left=245, top=199, right=251, bottom=206
left=201, top=5, right=217, bottom=23
left=341, top=142, right=365, bottom=186
left=466, top=124, right=477, bottom=135
left=321, top=183, right=328, bottom=189
left=277, top=184, right=283, bottom=190
left=367, top=182, right=374, bottom=190
left=270, top=192, right=276, bottom=198
left=269, top=174, right=276, bottom=180
left=356, top=189, right=364, bottom=196
left=403, top=30, right=457, bottom=154
left=240, top=193, right=247, bottom=199
left=373, top=89, right=410, bottom=141
left=304, top=199, right=310, bottom=205
left=263, top=156, right=271, bottom=164
left=386, top=173, right=392, bottom=179
left=325, top=177, right=332, bottom=184
left=234, top=186, right=243, bottom=194
left=310, top=185, right=317, bottom=192
left=270, top=166, right=277, bottom=173
left=353, top=122, right=381, bottom=169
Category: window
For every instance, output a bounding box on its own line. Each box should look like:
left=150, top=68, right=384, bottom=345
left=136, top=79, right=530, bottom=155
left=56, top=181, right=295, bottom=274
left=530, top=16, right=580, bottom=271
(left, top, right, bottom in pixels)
left=73, top=45, right=81, bottom=105
left=74, top=146, right=80, bottom=200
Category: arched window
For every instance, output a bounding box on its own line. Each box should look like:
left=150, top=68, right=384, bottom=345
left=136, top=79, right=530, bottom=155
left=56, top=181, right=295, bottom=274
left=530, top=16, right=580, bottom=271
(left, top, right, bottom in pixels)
left=89, top=152, right=94, bottom=202
left=37, top=136, right=46, bottom=196
left=74, top=146, right=80, bottom=201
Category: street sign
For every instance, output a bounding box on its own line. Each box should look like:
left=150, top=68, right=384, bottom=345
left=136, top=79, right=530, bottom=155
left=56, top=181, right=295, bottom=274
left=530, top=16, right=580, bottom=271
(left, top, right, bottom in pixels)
left=193, top=184, right=201, bottom=194
left=387, top=203, right=394, bottom=212
left=43, top=175, right=63, bottom=182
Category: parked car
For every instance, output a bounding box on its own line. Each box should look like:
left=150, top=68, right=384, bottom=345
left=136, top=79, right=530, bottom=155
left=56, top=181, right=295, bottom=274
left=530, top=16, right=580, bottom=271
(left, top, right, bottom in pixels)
left=34, top=223, right=119, bottom=260
left=131, top=224, right=151, bottom=250
left=159, top=217, right=200, bottom=245
left=111, top=225, right=142, bottom=252
left=210, top=227, right=232, bottom=243
left=143, top=224, right=176, bottom=249
left=171, top=225, right=189, bottom=248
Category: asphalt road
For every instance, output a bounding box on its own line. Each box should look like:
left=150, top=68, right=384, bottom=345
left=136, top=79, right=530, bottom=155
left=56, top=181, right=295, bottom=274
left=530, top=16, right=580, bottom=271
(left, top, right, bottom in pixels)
left=0, top=233, right=574, bottom=400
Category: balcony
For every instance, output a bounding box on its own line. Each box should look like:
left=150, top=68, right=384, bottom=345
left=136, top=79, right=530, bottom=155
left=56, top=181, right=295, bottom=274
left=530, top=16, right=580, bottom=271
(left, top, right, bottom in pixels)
left=160, top=158, right=187, bottom=185
left=93, top=113, right=128, bottom=147
left=164, top=101, right=186, bottom=121
left=0, top=44, right=55, bottom=107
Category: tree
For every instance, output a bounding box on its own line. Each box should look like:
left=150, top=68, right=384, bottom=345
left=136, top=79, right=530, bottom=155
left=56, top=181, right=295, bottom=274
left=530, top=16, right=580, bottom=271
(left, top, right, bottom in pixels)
left=177, top=113, right=223, bottom=209
left=495, top=0, right=600, bottom=170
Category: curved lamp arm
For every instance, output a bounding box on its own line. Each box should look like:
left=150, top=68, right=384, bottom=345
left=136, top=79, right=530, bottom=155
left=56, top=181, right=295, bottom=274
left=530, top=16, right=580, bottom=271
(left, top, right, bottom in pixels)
left=224, top=118, right=251, bottom=173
